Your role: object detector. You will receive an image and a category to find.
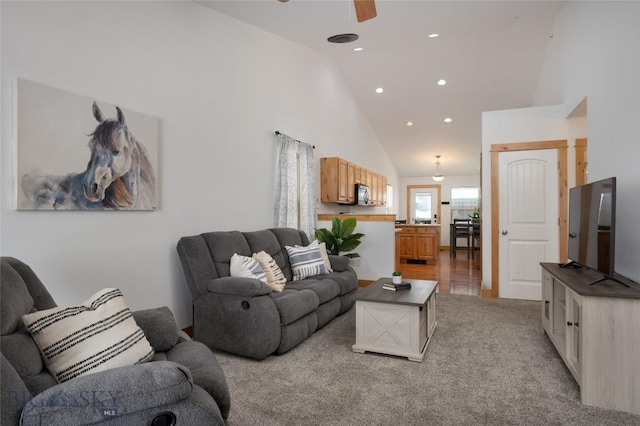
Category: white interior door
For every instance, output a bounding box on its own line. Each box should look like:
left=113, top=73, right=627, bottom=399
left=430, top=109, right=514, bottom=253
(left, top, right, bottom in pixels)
left=499, top=149, right=559, bottom=300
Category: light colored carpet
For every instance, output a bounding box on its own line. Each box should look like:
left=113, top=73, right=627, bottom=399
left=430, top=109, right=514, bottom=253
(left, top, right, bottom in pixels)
left=214, top=293, right=640, bottom=425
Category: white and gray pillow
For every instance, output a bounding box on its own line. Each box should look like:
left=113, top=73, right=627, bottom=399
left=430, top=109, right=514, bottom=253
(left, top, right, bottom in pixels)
left=22, top=288, right=154, bottom=383
left=230, top=253, right=268, bottom=283
left=286, top=240, right=328, bottom=280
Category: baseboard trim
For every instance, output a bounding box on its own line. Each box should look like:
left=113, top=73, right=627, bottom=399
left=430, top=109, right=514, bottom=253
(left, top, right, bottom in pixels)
left=182, top=325, right=193, bottom=337
left=358, top=279, right=374, bottom=287
left=482, top=288, right=496, bottom=298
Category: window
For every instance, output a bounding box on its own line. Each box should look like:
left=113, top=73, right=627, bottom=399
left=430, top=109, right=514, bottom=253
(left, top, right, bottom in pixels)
left=451, top=187, right=479, bottom=221
left=415, top=192, right=432, bottom=220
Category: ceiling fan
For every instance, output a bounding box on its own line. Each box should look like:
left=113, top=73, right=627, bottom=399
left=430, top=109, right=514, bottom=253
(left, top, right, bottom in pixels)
left=277, top=0, right=377, bottom=23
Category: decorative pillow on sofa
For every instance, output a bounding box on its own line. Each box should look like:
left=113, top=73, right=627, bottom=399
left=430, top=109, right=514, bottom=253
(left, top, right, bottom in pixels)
left=252, top=251, right=286, bottom=292
left=230, top=253, right=267, bottom=283
left=317, top=241, right=333, bottom=273
left=22, top=288, right=154, bottom=383
left=285, top=240, right=328, bottom=281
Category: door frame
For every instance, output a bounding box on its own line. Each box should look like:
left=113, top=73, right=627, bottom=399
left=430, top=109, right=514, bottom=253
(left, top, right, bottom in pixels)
left=406, top=184, right=441, bottom=224
left=485, top=140, right=568, bottom=298
left=575, top=138, right=588, bottom=186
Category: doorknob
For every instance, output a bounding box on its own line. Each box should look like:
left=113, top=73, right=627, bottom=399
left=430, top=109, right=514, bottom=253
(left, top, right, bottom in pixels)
left=501, top=230, right=508, bottom=235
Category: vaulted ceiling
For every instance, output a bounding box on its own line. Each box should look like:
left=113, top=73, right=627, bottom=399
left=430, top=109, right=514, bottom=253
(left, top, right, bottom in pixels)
left=196, top=0, right=566, bottom=177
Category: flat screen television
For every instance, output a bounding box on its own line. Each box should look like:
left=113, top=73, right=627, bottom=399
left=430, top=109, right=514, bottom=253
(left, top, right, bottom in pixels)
left=564, top=177, right=616, bottom=282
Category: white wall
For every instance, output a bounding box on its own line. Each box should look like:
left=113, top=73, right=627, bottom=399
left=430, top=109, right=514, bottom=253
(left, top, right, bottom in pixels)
left=482, top=1, right=640, bottom=289
left=399, top=175, right=481, bottom=247
left=0, top=1, right=398, bottom=327
left=532, top=1, right=640, bottom=283
left=317, top=220, right=394, bottom=281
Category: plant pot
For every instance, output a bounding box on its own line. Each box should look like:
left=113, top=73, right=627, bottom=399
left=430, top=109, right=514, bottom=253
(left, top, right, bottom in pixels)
left=392, top=276, right=402, bottom=284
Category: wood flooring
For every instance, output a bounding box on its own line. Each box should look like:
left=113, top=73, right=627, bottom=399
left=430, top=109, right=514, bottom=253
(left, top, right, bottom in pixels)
left=396, top=247, right=481, bottom=296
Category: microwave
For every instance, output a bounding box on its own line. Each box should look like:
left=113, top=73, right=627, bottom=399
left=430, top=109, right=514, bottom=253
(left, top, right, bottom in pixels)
left=355, top=184, right=370, bottom=206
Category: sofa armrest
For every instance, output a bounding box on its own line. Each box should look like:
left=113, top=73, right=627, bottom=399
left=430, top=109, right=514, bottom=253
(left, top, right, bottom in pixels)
left=20, top=361, right=192, bottom=426
left=207, top=276, right=272, bottom=297
left=166, top=340, right=231, bottom=419
left=132, top=306, right=179, bottom=352
left=328, top=255, right=350, bottom=272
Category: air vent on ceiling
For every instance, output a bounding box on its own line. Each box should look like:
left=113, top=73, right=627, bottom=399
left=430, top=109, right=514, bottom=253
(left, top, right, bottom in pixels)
left=327, top=34, right=359, bottom=44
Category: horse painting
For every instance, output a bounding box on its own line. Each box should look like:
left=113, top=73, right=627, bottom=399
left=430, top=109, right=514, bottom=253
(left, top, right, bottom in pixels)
left=20, top=102, right=157, bottom=210
left=82, top=102, right=156, bottom=209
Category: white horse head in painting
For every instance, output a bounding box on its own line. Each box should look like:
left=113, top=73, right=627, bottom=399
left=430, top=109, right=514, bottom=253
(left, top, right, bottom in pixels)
left=82, top=102, right=156, bottom=209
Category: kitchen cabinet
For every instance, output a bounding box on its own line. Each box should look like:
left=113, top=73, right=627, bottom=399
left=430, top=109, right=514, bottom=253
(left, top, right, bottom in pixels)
left=320, top=157, right=387, bottom=206
left=540, top=263, right=640, bottom=415
left=355, top=166, right=363, bottom=184
left=370, top=172, right=378, bottom=205
left=321, top=157, right=355, bottom=204
left=375, top=174, right=387, bottom=206
left=395, top=225, right=440, bottom=265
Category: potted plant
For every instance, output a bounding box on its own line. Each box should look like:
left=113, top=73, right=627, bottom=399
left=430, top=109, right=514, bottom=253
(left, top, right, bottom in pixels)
left=392, top=270, right=403, bottom=284
left=314, top=216, right=365, bottom=258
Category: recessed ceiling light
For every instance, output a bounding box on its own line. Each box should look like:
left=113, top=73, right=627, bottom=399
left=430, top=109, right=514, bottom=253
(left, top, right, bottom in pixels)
left=444, top=117, right=452, bottom=123
left=428, top=33, right=439, bottom=38
left=437, top=79, right=447, bottom=86
left=354, top=47, right=363, bottom=52
left=376, top=88, right=384, bottom=94
left=406, top=121, right=413, bottom=126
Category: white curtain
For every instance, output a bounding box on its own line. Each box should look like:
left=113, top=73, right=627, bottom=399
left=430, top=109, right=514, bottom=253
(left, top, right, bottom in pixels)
left=274, top=133, right=316, bottom=239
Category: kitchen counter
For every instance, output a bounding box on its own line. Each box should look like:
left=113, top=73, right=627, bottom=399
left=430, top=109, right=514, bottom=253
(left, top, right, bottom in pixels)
left=394, top=224, right=441, bottom=227
left=317, top=214, right=396, bottom=222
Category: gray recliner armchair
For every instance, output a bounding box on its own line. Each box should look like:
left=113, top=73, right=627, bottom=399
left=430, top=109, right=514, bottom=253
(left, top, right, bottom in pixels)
left=0, top=256, right=231, bottom=425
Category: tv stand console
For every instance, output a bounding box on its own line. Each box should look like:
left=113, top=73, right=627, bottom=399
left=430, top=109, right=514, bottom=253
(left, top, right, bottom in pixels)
left=541, top=263, right=640, bottom=415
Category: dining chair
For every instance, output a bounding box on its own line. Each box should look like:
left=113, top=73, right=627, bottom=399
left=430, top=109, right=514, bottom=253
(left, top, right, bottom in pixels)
left=452, top=218, right=472, bottom=258
left=471, top=218, right=481, bottom=258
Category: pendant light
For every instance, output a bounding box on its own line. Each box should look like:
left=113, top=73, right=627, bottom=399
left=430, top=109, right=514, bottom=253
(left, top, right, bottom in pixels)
left=432, top=155, right=444, bottom=182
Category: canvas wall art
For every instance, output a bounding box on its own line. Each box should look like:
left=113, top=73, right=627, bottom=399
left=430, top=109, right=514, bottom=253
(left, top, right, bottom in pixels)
left=14, top=78, right=159, bottom=210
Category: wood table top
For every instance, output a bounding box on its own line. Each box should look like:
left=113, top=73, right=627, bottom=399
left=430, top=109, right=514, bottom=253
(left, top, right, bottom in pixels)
left=354, top=278, right=438, bottom=306
left=541, top=262, right=640, bottom=299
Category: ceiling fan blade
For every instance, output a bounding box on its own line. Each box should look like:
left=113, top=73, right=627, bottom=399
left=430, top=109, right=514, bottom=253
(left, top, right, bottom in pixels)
left=354, top=0, right=377, bottom=23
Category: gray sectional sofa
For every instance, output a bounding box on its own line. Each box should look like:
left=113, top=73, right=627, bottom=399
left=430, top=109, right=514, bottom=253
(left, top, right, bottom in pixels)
left=177, top=228, right=358, bottom=360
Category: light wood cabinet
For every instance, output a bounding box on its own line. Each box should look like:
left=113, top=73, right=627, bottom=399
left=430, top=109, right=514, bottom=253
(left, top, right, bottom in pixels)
left=320, top=157, right=387, bottom=206
left=395, top=225, right=440, bottom=265
left=541, top=263, right=640, bottom=415
left=397, top=230, right=415, bottom=259
left=347, top=161, right=355, bottom=202
left=321, top=157, right=355, bottom=204
left=370, top=171, right=378, bottom=205
left=380, top=175, right=387, bottom=205
left=355, top=165, right=363, bottom=184
left=416, top=228, right=437, bottom=259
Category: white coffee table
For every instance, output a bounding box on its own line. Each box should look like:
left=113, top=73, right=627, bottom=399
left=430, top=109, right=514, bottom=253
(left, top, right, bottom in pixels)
left=352, top=278, right=438, bottom=362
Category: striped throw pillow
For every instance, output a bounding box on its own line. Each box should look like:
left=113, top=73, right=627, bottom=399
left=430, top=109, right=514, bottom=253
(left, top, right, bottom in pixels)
left=22, top=288, right=154, bottom=383
left=317, top=241, right=333, bottom=273
left=230, top=253, right=267, bottom=283
left=252, top=251, right=286, bottom=292
left=286, top=241, right=328, bottom=281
